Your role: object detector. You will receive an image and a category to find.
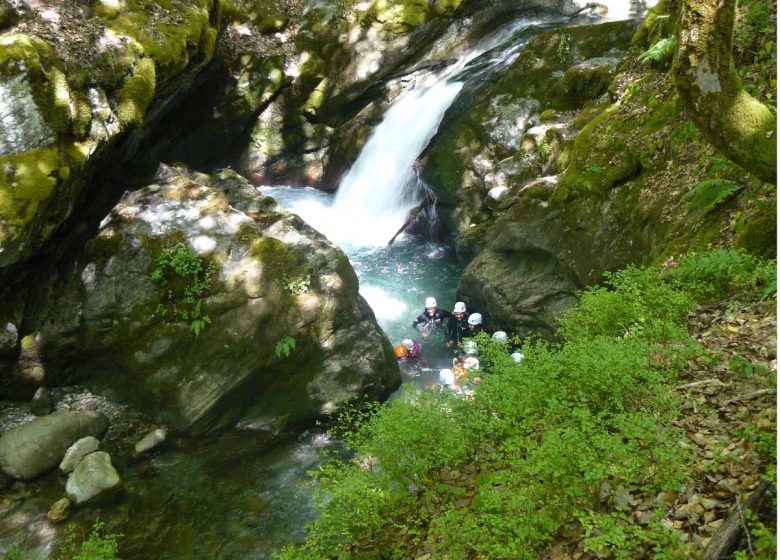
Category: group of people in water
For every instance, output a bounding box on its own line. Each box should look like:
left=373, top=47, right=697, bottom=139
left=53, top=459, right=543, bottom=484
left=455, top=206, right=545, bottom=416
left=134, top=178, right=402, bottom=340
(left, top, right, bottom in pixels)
left=393, top=296, right=524, bottom=394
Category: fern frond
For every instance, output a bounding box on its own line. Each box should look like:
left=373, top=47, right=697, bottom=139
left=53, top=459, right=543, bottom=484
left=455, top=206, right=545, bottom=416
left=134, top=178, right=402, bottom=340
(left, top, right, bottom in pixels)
left=682, top=179, right=741, bottom=213
left=638, top=36, right=677, bottom=64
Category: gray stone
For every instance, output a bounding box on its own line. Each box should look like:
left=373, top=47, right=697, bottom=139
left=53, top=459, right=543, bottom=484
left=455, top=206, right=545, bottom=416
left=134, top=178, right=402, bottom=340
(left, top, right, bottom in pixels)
left=30, top=386, right=53, bottom=416
left=35, top=166, right=400, bottom=436
left=65, top=451, right=122, bottom=506
left=0, top=74, right=54, bottom=156
left=134, top=428, right=167, bottom=457
left=0, top=322, right=18, bottom=355
left=0, top=411, right=108, bottom=480
left=60, top=436, right=100, bottom=474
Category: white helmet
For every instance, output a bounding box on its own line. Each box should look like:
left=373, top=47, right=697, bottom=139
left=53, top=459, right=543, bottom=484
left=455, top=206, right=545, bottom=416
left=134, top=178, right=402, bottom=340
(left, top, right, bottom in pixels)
left=511, top=352, right=525, bottom=363
left=453, top=301, right=467, bottom=313
left=464, top=357, right=480, bottom=371
left=463, top=340, right=478, bottom=356
left=492, top=331, right=508, bottom=343
left=402, top=338, right=415, bottom=351
left=425, top=297, right=437, bottom=308
left=439, top=368, right=455, bottom=386
left=467, top=313, right=483, bottom=326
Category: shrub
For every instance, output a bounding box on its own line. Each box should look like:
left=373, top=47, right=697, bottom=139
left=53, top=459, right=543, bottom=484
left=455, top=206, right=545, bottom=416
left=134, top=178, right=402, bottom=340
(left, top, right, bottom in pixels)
left=666, top=248, right=776, bottom=302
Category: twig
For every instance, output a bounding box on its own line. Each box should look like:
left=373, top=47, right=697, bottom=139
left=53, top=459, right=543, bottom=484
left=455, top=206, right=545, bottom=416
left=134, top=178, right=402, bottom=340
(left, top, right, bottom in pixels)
left=674, top=378, right=728, bottom=390
left=725, top=388, right=776, bottom=404
left=736, top=500, right=756, bottom=559
left=700, top=480, right=771, bottom=560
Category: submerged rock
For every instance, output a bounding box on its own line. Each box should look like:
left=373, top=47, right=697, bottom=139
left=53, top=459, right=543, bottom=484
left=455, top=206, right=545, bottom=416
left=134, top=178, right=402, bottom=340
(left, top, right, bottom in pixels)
left=0, top=410, right=108, bottom=480
left=31, top=165, right=399, bottom=436
left=134, top=428, right=167, bottom=457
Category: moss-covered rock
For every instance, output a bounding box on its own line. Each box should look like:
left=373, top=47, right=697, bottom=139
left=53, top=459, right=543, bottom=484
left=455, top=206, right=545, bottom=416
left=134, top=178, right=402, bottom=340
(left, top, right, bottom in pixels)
left=0, top=0, right=220, bottom=272
left=25, top=165, right=399, bottom=435
left=450, top=4, right=776, bottom=336
left=422, top=19, right=637, bottom=235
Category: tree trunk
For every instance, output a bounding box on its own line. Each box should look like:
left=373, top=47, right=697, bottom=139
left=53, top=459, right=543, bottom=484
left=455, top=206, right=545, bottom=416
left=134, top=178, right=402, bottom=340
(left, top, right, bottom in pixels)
left=673, top=0, right=776, bottom=184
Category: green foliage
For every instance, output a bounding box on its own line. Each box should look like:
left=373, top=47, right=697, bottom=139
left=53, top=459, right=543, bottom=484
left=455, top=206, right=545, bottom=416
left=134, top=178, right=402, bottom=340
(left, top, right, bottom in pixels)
left=537, top=139, right=552, bottom=159
left=58, top=519, right=122, bottom=560
left=734, top=0, right=777, bottom=103
left=150, top=243, right=216, bottom=335
left=274, top=335, right=296, bottom=359
left=665, top=248, right=776, bottom=303
left=557, top=265, right=694, bottom=343
left=279, top=250, right=776, bottom=558
left=638, top=36, right=676, bottom=65
left=682, top=178, right=741, bottom=213
left=733, top=509, right=777, bottom=560
left=282, top=267, right=311, bottom=295
left=556, top=32, right=571, bottom=62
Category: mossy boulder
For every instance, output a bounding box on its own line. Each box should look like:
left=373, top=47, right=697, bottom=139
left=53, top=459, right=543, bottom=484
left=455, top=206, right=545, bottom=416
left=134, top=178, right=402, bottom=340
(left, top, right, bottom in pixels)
left=454, top=4, right=776, bottom=336
left=0, top=0, right=219, bottom=272
left=27, top=165, right=399, bottom=435
left=421, top=19, right=637, bottom=235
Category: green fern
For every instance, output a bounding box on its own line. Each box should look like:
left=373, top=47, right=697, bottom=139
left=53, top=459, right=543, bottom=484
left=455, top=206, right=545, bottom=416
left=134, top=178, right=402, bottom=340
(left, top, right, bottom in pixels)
left=638, top=36, right=677, bottom=64
left=274, top=336, right=296, bottom=359
left=682, top=179, right=741, bottom=213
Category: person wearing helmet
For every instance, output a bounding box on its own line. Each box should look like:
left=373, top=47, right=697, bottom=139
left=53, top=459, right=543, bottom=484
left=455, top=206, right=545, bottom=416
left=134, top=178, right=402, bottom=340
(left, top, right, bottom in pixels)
left=511, top=352, right=525, bottom=363
left=394, top=344, right=410, bottom=362
left=464, top=312, right=484, bottom=337
left=439, top=368, right=459, bottom=393
left=445, top=301, right=470, bottom=347
left=411, top=296, right=451, bottom=337
left=492, top=331, right=508, bottom=344
left=401, top=338, right=422, bottom=359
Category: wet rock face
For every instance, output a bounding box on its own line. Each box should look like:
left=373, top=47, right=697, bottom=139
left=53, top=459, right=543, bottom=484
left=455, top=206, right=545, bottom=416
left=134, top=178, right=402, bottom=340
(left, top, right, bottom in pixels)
left=32, top=165, right=400, bottom=435
left=417, top=19, right=639, bottom=334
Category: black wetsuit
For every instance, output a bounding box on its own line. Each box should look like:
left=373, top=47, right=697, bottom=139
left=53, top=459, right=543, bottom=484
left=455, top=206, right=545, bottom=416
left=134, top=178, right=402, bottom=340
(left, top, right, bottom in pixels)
left=411, top=308, right=451, bottom=333
left=446, top=315, right=470, bottom=345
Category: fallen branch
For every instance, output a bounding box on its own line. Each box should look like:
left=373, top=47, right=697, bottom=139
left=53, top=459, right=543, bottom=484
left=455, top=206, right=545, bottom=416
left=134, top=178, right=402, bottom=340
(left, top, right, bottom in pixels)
left=700, top=480, right=772, bottom=560
left=725, top=388, right=776, bottom=405
left=388, top=199, right=430, bottom=246
left=674, top=378, right=728, bottom=391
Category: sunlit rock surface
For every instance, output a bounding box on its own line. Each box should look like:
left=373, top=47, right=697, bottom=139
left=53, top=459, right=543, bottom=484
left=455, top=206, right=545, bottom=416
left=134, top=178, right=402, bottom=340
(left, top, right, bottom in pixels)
left=32, top=165, right=399, bottom=435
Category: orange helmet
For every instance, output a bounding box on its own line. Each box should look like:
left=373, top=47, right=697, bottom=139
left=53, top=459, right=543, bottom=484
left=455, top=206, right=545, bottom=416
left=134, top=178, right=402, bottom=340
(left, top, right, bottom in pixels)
left=394, top=344, right=409, bottom=358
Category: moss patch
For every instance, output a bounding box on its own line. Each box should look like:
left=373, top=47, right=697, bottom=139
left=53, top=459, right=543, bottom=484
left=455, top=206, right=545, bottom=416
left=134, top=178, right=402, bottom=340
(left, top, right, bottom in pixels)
left=117, top=57, right=157, bottom=127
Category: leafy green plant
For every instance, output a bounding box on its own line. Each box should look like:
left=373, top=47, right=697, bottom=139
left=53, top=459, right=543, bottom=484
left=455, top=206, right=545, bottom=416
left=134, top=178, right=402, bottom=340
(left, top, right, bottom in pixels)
left=59, top=519, right=122, bottom=560
left=666, top=248, right=776, bottom=302
left=150, top=243, right=216, bottom=335
left=638, top=36, right=677, bottom=64
left=537, top=139, right=552, bottom=159
left=556, top=32, right=571, bottom=62
left=282, top=270, right=311, bottom=295
left=274, top=336, right=296, bottom=359
left=681, top=178, right=741, bottom=213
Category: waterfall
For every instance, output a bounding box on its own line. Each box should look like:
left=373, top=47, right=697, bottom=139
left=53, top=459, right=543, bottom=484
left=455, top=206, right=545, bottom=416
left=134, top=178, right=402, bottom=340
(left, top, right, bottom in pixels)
left=328, top=80, right=464, bottom=247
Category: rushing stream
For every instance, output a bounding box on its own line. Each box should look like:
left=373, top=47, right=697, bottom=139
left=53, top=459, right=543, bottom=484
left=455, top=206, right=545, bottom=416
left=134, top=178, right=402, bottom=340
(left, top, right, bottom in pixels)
left=0, top=7, right=655, bottom=559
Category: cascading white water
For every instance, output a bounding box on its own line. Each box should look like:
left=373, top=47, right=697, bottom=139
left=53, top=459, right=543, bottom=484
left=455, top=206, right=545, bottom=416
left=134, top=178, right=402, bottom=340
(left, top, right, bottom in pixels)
left=328, top=80, right=463, bottom=247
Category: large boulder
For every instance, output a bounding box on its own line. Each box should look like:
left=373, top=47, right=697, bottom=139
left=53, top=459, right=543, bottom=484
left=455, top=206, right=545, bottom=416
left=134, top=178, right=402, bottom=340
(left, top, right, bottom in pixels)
left=421, top=19, right=638, bottom=235
left=31, top=165, right=400, bottom=435
left=0, top=0, right=218, bottom=273
left=0, top=410, right=108, bottom=480
left=442, top=2, right=776, bottom=336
